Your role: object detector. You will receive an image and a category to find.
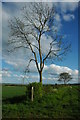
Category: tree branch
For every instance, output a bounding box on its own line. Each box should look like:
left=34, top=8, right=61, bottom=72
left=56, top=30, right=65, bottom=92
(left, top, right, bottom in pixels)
left=23, top=33, right=40, bottom=72
left=8, top=45, right=29, bottom=53
left=27, top=58, right=36, bottom=68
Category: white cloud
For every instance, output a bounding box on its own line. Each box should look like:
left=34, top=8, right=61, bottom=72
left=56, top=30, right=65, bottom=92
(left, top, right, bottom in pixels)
left=2, top=2, right=77, bottom=61
left=14, top=74, right=29, bottom=79
left=44, top=64, right=78, bottom=76
left=1, top=63, right=79, bottom=84
left=43, top=64, right=78, bottom=84
left=0, top=70, right=11, bottom=77
left=56, top=2, right=78, bottom=14
left=43, top=64, right=48, bottom=71
left=5, top=61, right=18, bottom=67
left=54, top=13, right=62, bottom=30
left=63, top=14, right=75, bottom=21
left=41, top=34, right=59, bottom=56
left=72, top=69, right=78, bottom=76
left=54, top=2, right=78, bottom=23
left=13, top=74, right=19, bottom=77
left=55, top=14, right=61, bottom=22
left=41, top=35, right=52, bottom=55
left=29, top=75, right=39, bottom=79
left=3, top=56, right=79, bottom=83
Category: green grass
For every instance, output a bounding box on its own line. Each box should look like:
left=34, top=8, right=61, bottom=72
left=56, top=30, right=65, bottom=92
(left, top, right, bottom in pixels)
left=2, top=84, right=80, bottom=119
left=2, top=85, right=26, bottom=100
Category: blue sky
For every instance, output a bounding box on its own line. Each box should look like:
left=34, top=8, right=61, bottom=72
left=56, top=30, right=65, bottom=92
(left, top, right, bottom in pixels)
left=56, top=8, right=78, bottom=69
left=1, top=2, right=79, bottom=84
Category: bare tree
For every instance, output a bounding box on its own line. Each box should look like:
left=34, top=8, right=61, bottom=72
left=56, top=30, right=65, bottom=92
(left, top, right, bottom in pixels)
left=58, top=72, right=72, bottom=84
left=8, top=3, right=71, bottom=83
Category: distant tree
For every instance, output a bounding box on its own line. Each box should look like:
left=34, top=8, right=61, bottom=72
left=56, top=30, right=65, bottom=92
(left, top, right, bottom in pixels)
left=8, top=3, right=71, bottom=84
left=58, top=72, right=72, bottom=84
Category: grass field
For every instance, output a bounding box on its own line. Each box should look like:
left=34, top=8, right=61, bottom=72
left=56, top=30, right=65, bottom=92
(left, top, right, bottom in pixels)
left=2, top=85, right=26, bottom=100
left=2, top=84, right=80, bottom=119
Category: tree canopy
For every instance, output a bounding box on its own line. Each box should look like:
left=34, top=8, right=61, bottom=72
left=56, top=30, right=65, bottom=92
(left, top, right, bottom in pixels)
left=58, top=72, right=72, bottom=84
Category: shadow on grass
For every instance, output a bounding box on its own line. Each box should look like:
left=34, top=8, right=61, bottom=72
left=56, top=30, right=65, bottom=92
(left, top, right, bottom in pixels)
left=3, top=95, right=26, bottom=104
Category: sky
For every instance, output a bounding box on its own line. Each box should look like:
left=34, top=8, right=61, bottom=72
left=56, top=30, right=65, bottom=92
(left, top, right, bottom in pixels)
left=0, top=2, right=79, bottom=84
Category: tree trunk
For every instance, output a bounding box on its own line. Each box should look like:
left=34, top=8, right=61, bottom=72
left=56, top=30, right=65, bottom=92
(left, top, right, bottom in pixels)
left=39, top=71, right=42, bottom=83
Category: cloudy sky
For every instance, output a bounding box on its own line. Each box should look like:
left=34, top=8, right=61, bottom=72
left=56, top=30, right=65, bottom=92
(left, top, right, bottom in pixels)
left=1, top=2, right=79, bottom=84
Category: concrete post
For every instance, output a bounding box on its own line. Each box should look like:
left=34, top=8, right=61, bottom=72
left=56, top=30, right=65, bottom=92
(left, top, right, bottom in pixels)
left=31, top=86, right=33, bottom=102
